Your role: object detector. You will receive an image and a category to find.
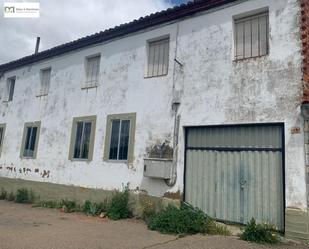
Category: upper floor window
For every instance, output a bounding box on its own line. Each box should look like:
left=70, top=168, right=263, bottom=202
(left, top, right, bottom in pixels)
left=4, top=76, right=15, bottom=102
left=84, top=55, right=101, bottom=88
left=234, top=11, right=269, bottom=60
left=147, top=37, right=169, bottom=77
left=38, top=68, right=51, bottom=96
left=0, top=124, right=6, bottom=157
left=20, top=121, right=41, bottom=159
left=104, top=113, right=136, bottom=163
left=69, top=116, right=96, bottom=161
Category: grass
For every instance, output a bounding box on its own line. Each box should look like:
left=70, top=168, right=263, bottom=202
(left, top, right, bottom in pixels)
left=240, top=218, right=279, bottom=244
left=147, top=204, right=230, bottom=236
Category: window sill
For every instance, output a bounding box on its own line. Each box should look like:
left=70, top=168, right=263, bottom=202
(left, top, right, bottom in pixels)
left=233, top=54, right=269, bottom=62
left=144, top=73, right=168, bottom=79
left=81, top=84, right=98, bottom=90
left=36, top=93, right=48, bottom=97
left=69, top=158, right=92, bottom=162
left=20, top=157, right=36, bottom=160
left=2, top=100, right=12, bottom=103
left=104, top=159, right=128, bottom=164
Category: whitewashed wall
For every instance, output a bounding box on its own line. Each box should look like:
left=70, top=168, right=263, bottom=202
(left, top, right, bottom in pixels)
left=0, top=0, right=305, bottom=208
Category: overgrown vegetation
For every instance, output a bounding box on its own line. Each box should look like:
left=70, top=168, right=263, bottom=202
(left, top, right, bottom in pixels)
left=82, top=200, right=108, bottom=216
left=147, top=204, right=230, bottom=236
left=38, top=200, right=61, bottom=209
left=106, top=186, right=131, bottom=220
left=240, top=218, right=279, bottom=244
left=15, top=188, right=35, bottom=203
left=140, top=198, right=156, bottom=221
left=59, top=199, right=79, bottom=213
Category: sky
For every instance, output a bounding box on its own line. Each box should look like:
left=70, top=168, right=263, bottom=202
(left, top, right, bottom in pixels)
left=0, top=0, right=189, bottom=64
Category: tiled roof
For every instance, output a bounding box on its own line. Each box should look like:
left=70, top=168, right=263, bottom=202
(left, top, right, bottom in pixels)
left=0, top=0, right=238, bottom=73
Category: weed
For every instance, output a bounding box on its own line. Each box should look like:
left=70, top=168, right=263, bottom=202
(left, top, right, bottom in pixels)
left=0, top=188, right=7, bottom=200
left=107, top=186, right=131, bottom=220
left=15, top=188, right=35, bottom=203
left=240, top=218, right=279, bottom=244
left=60, top=199, right=78, bottom=213
left=82, top=200, right=107, bottom=216
left=140, top=198, right=156, bottom=221
left=7, top=191, right=15, bottom=201
left=147, top=204, right=230, bottom=235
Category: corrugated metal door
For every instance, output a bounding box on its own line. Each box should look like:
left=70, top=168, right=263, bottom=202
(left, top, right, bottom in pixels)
left=185, top=125, right=284, bottom=230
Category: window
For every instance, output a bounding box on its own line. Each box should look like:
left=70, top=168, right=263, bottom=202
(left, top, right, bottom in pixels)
left=0, top=124, right=6, bottom=156
left=69, top=116, right=96, bottom=161
left=234, top=11, right=269, bottom=60
left=4, top=77, right=15, bottom=102
left=147, top=37, right=169, bottom=77
left=20, top=122, right=40, bottom=159
left=38, top=68, right=51, bottom=96
left=84, top=55, right=101, bottom=88
left=104, top=113, right=136, bottom=163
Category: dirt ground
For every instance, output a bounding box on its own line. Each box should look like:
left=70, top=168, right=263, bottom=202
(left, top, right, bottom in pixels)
left=0, top=200, right=308, bottom=249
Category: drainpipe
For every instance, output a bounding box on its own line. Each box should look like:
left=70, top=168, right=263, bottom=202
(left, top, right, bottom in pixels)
left=301, top=103, right=309, bottom=206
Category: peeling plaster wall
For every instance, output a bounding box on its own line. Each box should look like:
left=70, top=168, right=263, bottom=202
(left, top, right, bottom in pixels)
left=0, top=0, right=305, bottom=208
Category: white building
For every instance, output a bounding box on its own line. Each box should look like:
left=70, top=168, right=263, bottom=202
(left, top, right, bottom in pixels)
left=1, top=0, right=309, bottom=241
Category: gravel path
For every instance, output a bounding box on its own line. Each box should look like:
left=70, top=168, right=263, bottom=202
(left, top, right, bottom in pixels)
left=0, top=200, right=308, bottom=249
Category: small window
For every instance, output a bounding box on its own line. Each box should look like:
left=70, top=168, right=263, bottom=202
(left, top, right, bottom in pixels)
left=104, top=113, right=136, bottom=163
left=234, top=11, right=269, bottom=60
left=84, top=55, right=101, bottom=88
left=20, top=122, right=40, bottom=159
left=147, top=37, right=169, bottom=77
left=69, top=116, right=96, bottom=161
left=4, top=77, right=15, bottom=102
left=0, top=124, right=6, bottom=157
left=38, top=68, right=51, bottom=96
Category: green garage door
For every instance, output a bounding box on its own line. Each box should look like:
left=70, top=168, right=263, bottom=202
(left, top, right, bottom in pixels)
left=185, top=124, right=284, bottom=230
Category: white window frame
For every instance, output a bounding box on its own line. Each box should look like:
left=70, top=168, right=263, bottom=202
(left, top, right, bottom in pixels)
left=37, top=67, right=51, bottom=97
left=146, top=36, right=170, bottom=78
left=83, top=54, right=101, bottom=89
left=234, top=10, right=269, bottom=60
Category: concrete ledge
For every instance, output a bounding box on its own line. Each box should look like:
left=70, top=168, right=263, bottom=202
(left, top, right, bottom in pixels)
left=0, top=177, right=180, bottom=216
left=285, top=208, right=309, bottom=242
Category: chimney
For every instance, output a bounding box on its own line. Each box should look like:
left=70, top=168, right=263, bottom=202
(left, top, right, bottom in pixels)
left=35, top=37, right=40, bottom=54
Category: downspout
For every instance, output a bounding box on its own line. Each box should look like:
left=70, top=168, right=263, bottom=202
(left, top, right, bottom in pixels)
left=165, top=22, right=182, bottom=187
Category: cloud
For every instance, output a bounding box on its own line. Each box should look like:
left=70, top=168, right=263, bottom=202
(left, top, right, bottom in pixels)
left=0, top=0, right=176, bottom=64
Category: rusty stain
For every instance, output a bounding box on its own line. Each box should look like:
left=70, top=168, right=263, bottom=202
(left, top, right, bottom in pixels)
left=163, top=190, right=182, bottom=200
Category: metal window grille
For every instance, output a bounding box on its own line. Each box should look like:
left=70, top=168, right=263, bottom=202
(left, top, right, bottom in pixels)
left=235, top=12, right=269, bottom=60
left=147, top=38, right=169, bottom=77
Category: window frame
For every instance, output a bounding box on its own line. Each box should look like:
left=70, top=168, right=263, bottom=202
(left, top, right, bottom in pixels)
left=4, top=76, right=16, bottom=102
left=20, top=121, right=41, bottom=159
left=68, top=115, right=96, bottom=161
left=37, top=67, right=52, bottom=97
left=83, top=54, right=101, bottom=89
left=145, top=36, right=170, bottom=78
left=0, top=124, right=6, bottom=157
left=103, top=113, right=136, bottom=163
left=233, top=10, right=269, bottom=61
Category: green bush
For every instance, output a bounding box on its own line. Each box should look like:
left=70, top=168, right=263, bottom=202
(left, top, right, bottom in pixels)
left=147, top=204, right=230, bottom=235
left=0, top=188, right=7, bottom=200
left=106, top=186, right=131, bottom=220
left=15, top=188, right=35, bottom=203
left=82, top=200, right=107, bottom=216
left=60, top=199, right=78, bottom=213
left=240, top=218, right=279, bottom=244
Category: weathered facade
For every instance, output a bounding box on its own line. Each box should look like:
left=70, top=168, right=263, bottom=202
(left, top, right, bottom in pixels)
left=0, top=0, right=308, bottom=240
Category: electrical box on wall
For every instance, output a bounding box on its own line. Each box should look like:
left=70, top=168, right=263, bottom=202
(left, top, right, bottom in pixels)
left=143, top=158, right=173, bottom=179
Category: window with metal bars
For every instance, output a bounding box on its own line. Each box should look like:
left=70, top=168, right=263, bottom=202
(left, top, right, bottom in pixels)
left=84, top=55, right=100, bottom=88
left=21, top=122, right=40, bottom=159
left=147, top=38, right=169, bottom=77
left=69, top=116, right=96, bottom=161
left=39, top=68, right=51, bottom=96
left=234, top=11, right=269, bottom=60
